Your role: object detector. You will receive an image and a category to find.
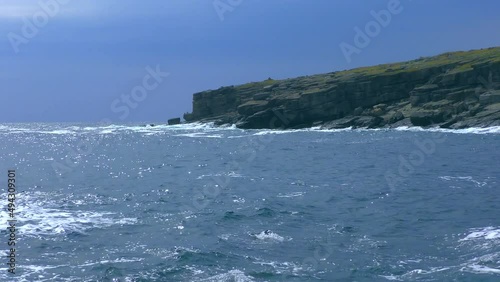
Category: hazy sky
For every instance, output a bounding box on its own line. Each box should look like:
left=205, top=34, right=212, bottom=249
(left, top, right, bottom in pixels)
left=1, top=0, right=499, bottom=122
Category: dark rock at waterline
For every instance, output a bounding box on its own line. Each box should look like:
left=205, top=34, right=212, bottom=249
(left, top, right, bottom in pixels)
left=168, top=118, right=181, bottom=125
left=410, top=111, right=445, bottom=126
left=321, top=117, right=357, bottom=129
left=356, top=116, right=384, bottom=128
left=322, top=116, right=383, bottom=129
left=388, top=117, right=412, bottom=128
left=439, top=117, right=462, bottom=128
left=389, top=111, right=405, bottom=123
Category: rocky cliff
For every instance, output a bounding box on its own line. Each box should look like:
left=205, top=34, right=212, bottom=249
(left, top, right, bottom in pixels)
left=184, top=47, right=500, bottom=129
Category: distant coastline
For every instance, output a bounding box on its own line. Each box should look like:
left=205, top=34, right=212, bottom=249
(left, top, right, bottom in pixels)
left=180, top=47, right=500, bottom=130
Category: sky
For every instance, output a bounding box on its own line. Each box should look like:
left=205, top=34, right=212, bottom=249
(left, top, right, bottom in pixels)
left=1, top=0, right=499, bottom=123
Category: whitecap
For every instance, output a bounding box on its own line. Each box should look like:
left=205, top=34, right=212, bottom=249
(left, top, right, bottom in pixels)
left=253, top=259, right=303, bottom=275
left=251, top=125, right=500, bottom=135
left=78, top=257, right=144, bottom=267
left=460, top=227, right=500, bottom=242
left=0, top=192, right=137, bottom=237
left=439, top=176, right=488, bottom=187
left=277, top=192, right=305, bottom=198
left=196, top=270, right=254, bottom=282
left=380, top=274, right=403, bottom=280
left=462, top=264, right=500, bottom=274
left=197, top=171, right=244, bottom=179
left=252, top=126, right=351, bottom=136
left=394, top=125, right=500, bottom=134
left=40, top=130, right=75, bottom=135
left=174, top=133, right=223, bottom=138
left=252, top=230, right=286, bottom=242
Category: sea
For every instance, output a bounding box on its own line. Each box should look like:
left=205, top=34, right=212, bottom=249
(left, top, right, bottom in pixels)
left=0, top=123, right=499, bottom=282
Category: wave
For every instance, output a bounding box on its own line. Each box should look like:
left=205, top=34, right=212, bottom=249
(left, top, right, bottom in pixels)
left=439, top=176, right=489, bottom=188
left=78, top=257, right=144, bottom=268
left=252, top=126, right=353, bottom=136
left=174, top=133, right=223, bottom=138
left=1, top=122, right=499, bottom=135
left=463, top=264, right=500, bottom=274
left=393, top=125, right=500, bottom=134
left=0, top=122, right=240, bottom=136
left=380, top=267, right=452, bottom=280
left=197, top=171, right=244, bottom=180
left=196, top=270, right=255, bottom=282
left=252, top=125, right=500, bottom=136
left=457, top=227, right=500, bottom=276
left=0, top=191, right=137, bottom=238
left=460, top=226, right=500, bottom=242
left=251, top=230, right=286, bottom=242
left=277, top=192, right=305, bottom=198
left=252, top=259, right=304, bottom=276
left=378, top=226, right=500, bottom=280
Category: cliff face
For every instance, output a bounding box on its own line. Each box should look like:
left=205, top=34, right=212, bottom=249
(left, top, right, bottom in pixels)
left=184, top=47, right=500, bottom=129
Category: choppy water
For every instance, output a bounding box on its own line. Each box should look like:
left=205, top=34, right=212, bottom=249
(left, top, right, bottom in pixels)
left=0, top=123, right=499, bottom=281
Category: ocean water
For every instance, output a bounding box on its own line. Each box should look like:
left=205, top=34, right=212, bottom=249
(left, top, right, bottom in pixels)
left=0, top=123, right=499, bottom=282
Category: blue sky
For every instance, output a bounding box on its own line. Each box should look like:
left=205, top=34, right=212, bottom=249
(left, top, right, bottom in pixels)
left=1, top=0, right=499, bottom=122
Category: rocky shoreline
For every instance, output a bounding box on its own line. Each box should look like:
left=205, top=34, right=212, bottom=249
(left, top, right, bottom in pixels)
left=181, top=47, right=500, bottom=130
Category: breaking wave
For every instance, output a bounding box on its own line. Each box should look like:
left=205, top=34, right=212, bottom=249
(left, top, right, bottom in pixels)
left=0, top=191, right=137, bottom=238
left=1, top=123, right=499, bottom=136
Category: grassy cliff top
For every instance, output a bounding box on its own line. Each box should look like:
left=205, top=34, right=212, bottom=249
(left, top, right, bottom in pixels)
left=223, top=47, right=500, bottom=94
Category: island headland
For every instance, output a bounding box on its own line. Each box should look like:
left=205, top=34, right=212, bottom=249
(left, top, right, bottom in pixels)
left=182, top=47, right=500, bottom=129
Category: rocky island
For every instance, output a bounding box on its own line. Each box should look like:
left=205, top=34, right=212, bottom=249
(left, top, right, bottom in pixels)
left=183, top=47, right=500, bottom=129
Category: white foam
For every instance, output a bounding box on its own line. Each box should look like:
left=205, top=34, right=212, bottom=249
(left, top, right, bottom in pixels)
left=197, top=270, right=255, bottom=282
left=232, top=197, right=245, bottom=203
left=0, top=122, right=241, bottom=136
left=1, top=123, right=499, bottom=136
left=394, top=125, right=500, bottom=134
left=0, top=192, right=137, bottom=237
left=253, top=259, right=303, bottom=275
left=253, top=230, right=286, bottom=242
left=253, top=130, right=296, bottom=135
left=462, top=264, right=500, bottom=274
left=381, top=266, right=451, bottom=280
left=380, top=274, right=403, bottom=280
left=42, top=130, right=75, bottom=135
left=197, top=171, right=244, bottom=180
left=78, top=258, right=144, bottom=267
left=460, top=227, right=500, bottom=242
left=174, top=133, right=223, bottom=138
left=164, top=122, right=241, bottom=132
left=439, top=176, right=488, bottom=187
left=252, top=125, right=500, bottom=135
left=99, top=129, right=118, bottom=134
left=252, top=126, right=353, bottom=136
left=185, top=265, right=205, bottom=276
left=277, top=192, right=305, bottom=198
left=0, top=263, right=76, bottom=282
